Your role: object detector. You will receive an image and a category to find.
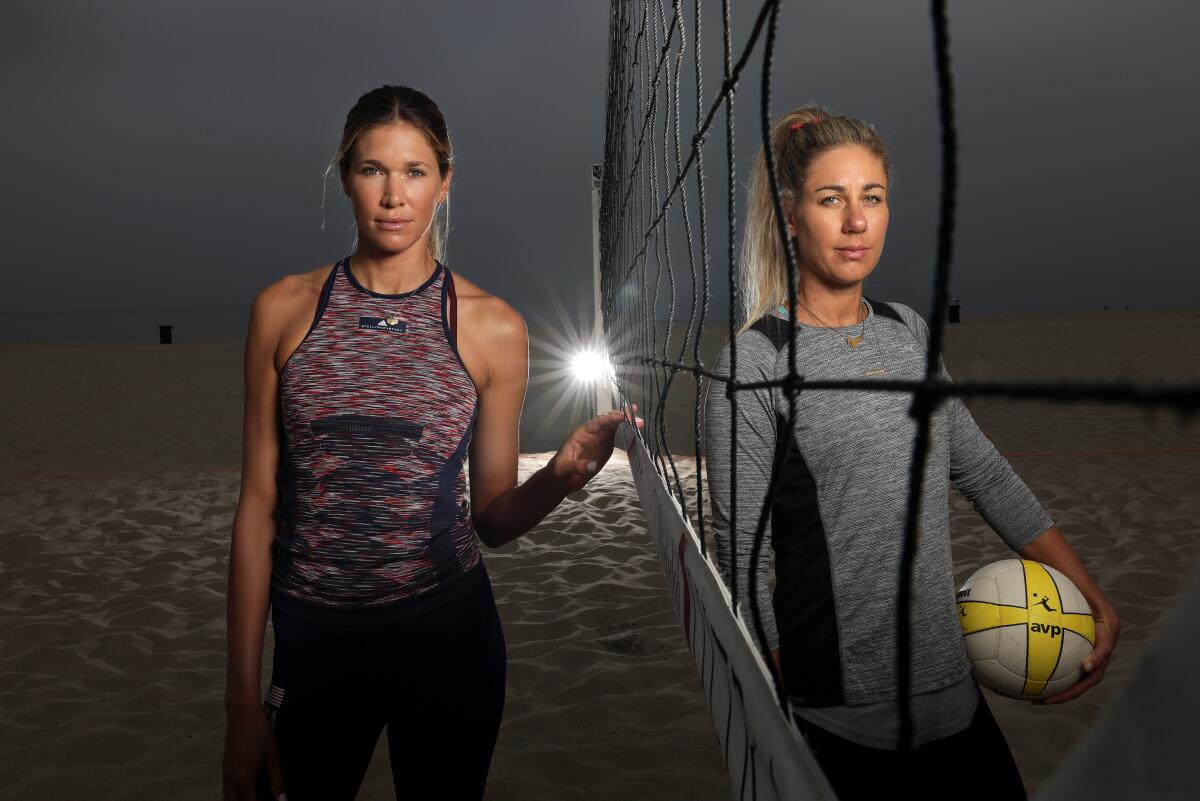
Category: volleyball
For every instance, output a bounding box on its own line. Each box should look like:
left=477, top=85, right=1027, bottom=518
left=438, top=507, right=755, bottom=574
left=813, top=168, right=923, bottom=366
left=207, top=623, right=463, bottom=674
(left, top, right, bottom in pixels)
left=957, top=559, right=1096, bottom=700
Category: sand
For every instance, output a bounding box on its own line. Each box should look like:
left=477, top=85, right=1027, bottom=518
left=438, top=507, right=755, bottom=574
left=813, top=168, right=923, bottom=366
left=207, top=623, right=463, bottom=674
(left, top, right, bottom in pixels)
left=0, top=456, right=729, bottom=801
left=1, top=308, right=1197, bottom=799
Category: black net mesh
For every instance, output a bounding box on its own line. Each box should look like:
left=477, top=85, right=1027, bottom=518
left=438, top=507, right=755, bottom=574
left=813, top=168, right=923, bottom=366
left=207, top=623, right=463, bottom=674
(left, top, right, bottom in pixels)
left=598, top=0, right=1199, bottom=753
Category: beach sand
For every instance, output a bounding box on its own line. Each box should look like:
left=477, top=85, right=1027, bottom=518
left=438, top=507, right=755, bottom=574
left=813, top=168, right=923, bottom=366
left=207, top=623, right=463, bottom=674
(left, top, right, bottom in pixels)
left=1, top=308, right=1197, bottom=799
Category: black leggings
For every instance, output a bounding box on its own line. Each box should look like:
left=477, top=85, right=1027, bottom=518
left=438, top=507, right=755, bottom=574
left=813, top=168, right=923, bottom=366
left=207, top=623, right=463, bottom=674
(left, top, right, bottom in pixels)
left=261, top=572, right=506, bottom=801
left=795, top=696, right=1027, bottom=801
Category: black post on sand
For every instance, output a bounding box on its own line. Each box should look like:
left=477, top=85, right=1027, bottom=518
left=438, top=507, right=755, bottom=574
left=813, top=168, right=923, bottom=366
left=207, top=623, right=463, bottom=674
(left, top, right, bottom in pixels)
left=159, top=324, right=173, bottom=344
left=947, top=299, right=961, bottom=324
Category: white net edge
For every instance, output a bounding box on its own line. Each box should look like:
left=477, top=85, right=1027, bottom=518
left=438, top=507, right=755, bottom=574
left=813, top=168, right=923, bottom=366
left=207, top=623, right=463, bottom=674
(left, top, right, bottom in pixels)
left=623, top=422, right=837, bottom=801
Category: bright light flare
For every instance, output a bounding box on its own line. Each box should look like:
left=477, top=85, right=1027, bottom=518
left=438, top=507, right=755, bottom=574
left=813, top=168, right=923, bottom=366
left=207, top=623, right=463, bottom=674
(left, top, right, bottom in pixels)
left=569, top=348, right=616, bottom=385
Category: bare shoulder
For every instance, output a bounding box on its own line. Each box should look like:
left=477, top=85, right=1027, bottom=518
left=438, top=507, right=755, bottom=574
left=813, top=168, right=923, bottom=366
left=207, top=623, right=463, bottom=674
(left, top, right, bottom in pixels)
left=248, top=263, right=337, bottom=370
left=450, top=270, right=527, bottom=390
left=253, top=264, right=331, bottom=321
left=451, top=270, right=527, bottom=344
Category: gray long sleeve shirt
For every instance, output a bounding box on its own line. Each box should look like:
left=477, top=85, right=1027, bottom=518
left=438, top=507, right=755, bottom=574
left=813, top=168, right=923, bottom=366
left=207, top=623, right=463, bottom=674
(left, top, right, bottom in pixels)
left=703, top=300, right=1052, bottom=717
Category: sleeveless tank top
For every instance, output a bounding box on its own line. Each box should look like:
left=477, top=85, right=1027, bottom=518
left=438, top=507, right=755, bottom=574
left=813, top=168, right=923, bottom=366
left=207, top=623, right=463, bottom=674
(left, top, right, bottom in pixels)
left=271, top=257, right=483, bottom=624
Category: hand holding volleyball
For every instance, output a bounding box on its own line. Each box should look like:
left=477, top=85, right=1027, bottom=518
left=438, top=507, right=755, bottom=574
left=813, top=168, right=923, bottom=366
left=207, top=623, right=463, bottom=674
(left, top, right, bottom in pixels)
left=958, top=559, right=1116, bottom=703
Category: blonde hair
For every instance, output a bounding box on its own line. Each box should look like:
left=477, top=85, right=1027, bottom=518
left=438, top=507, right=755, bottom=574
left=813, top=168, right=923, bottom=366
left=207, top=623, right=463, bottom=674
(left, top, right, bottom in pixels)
left=325, top=85, right=453, bottom=263
left=739, top=106, right=891, bottom=331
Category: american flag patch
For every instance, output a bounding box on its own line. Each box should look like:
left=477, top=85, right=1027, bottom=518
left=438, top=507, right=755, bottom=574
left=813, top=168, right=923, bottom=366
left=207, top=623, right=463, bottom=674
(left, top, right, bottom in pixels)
left=263, top=683, right=285, bottom=725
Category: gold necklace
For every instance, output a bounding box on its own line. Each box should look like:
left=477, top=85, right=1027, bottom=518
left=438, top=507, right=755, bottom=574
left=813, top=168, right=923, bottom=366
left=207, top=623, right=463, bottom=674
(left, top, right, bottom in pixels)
left=350, top=254, right=435, bottom=329
left=795, top=298, right=869, bottom=348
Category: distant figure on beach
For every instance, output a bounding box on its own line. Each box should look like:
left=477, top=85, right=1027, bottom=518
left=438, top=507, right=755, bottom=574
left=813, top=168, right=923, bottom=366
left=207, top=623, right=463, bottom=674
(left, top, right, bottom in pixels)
left=221, top=85, right=640, bottom=801
left=704, top=106, right=1119, bottom=799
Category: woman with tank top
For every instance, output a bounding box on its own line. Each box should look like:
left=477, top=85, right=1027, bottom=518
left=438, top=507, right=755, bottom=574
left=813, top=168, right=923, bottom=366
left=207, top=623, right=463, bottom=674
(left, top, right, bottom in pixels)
left=221, top=86, right=640, bottom=801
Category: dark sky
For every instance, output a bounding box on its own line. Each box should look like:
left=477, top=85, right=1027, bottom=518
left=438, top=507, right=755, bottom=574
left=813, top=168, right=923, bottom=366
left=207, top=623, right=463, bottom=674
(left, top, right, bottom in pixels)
left=2, top=1, right=1197, bottom=340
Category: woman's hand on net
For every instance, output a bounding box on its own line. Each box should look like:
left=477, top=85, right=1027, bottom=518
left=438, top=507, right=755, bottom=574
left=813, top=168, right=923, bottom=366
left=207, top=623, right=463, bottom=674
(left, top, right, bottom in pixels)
left=550, top=405, right=643, bottom=493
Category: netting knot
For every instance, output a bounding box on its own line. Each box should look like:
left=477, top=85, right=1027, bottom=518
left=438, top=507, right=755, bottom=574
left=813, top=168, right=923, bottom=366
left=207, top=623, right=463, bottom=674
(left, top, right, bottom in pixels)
left=782, top=373, right=805, bottom=396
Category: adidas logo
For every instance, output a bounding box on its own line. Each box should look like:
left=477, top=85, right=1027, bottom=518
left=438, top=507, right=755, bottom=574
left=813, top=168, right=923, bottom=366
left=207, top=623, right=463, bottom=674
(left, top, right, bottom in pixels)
left=360, top=316, right=407, bottom=333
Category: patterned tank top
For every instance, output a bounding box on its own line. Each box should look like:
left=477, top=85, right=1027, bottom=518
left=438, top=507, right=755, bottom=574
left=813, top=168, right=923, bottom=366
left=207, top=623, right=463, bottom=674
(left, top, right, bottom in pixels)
left=271, top=257, right=483, bottom=624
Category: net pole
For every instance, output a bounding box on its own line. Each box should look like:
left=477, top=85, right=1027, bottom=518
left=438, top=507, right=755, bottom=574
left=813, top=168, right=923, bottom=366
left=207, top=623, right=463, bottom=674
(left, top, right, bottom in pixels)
left=591, top=163, right=612, bottom=415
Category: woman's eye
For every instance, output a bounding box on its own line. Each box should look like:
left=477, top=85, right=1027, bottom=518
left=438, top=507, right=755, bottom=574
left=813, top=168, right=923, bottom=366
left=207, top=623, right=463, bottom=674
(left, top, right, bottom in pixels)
left=361, top=166, right=382, bottom=176
left=407, top=169, right=427, bottom=177
left=863, top=194, right=883, bottom=204
left=819, top=196, right=841, bottom=206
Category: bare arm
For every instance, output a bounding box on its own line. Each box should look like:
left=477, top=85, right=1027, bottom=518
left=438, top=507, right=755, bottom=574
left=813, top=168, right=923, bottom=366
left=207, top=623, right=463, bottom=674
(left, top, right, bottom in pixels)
left=224, top=290, right=282, bottom=712
left=464, top=302, right=635, bottom=547
left=1019, top=525, right=1120, bottom=704
left=222, top=283, right=300, bottom=800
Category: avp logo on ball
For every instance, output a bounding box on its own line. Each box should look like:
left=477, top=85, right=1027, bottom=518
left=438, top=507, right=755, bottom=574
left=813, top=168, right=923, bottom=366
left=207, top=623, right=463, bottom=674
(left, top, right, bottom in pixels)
left=1029, top=623, right=1062, bottom=638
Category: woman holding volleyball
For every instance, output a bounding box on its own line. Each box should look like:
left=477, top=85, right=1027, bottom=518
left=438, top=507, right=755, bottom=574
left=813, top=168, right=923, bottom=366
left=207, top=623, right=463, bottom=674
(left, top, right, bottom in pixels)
left=221, top=85, right=638, bottom=801
left=704, top=106, right=1118, bottom=798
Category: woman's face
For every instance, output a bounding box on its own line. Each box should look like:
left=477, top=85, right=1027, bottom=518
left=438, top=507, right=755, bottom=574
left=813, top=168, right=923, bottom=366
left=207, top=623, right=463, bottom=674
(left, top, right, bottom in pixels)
left=785, top=144, right=889, bottom=290
left=343, top=121, right=450, bottom=257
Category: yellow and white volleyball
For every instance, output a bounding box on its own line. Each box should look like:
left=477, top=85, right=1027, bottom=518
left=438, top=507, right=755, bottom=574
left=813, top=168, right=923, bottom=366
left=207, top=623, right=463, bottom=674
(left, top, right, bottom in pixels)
left=957, top=559, right=1096, bottom=700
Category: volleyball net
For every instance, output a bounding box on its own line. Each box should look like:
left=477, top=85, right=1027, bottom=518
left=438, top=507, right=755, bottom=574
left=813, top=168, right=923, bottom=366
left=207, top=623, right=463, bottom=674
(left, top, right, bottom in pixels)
left=595, top=0, right=1199, bottom=798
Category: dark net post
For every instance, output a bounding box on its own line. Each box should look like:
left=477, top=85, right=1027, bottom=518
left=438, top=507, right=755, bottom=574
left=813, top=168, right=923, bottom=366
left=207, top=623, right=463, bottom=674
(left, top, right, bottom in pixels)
left=159, top=324, right=173, bottom=344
